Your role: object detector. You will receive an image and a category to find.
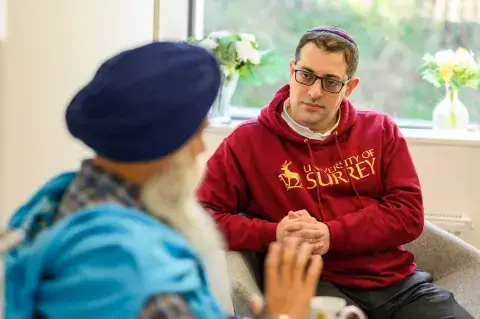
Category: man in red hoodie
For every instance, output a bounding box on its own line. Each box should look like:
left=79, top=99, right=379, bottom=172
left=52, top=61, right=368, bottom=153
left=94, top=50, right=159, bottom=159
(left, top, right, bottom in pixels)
left=198, top=26, right=472, bottom=318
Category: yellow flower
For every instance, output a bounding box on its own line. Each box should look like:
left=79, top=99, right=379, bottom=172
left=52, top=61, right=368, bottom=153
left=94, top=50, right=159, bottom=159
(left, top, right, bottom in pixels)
left=439, top=62, right=454, bottom=83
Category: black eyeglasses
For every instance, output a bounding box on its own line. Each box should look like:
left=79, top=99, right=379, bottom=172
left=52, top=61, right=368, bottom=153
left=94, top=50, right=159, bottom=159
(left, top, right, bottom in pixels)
left=294, top=69, right=347, bottom=94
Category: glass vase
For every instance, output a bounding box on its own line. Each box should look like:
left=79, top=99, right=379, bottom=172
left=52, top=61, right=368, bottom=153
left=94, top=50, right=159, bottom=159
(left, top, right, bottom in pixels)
left=432, top=85, right=469, bottom=132
left=208, top=72, right=239, bottom=126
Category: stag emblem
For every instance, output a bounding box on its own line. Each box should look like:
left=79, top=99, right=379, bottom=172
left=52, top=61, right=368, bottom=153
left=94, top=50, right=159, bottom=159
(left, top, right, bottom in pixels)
left=278, top=160, right=302, bottom=191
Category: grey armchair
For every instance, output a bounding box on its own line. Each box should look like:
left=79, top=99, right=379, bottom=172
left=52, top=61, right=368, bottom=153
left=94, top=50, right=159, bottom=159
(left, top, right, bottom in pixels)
left=226, top=221, right=480, bottom=317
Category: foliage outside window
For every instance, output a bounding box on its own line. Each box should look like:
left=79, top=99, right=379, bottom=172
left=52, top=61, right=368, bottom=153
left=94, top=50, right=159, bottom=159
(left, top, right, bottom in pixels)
left=202, top=0, right=480, bottom=124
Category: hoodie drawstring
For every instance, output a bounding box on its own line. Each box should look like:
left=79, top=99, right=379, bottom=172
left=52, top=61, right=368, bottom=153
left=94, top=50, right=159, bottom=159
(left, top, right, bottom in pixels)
left=333, top=132, right=365, bottom=209
left=304, top=133, right=365, bottom=222
left=304, top=139, right=326, bottom=221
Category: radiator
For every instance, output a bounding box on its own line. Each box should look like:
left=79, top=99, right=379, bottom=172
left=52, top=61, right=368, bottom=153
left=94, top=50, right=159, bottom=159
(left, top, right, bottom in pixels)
left=425, top=213, right=474, bottom=237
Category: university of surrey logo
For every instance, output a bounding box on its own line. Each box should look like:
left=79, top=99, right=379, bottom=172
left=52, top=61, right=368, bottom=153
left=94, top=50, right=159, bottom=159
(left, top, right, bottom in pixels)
left=277, top=149, right=377, bottom=192
left=278, top=160, right=303, bottom=191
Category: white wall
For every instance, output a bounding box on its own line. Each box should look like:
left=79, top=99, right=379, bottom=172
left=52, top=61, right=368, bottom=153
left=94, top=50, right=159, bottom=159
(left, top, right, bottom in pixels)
left=408, top=139, right=480, bottom=247
left=203, top=128, right=480, bottom=249
left=0, top=0, right=155, bottom=225
left=0, top=0, right=6, bottom=225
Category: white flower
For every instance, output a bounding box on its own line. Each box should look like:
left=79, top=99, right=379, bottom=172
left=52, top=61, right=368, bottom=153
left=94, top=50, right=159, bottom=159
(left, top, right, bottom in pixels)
left=433, top=49, right=455, bottom=66
left=240, top=33, right=256, bottom=43
left=453, top=47, right=478, bottom=70
left=198, top=38, right=218, bottom=51
left=235, top=39, right=261, bottom=65
left=208, top=30, right=231, bottom=39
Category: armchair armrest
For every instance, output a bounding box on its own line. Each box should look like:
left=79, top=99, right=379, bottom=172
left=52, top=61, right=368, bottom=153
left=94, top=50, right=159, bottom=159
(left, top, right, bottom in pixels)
left=404, top=221, right=480, bottom=281
left=404, top=221, right=480, bottom=317
left=226, top=251, right=262, bottom=317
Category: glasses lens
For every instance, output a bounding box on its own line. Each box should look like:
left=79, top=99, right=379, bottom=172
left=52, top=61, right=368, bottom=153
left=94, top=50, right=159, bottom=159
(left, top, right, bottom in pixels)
left=295, top=70, right=315, bottom=85
left=322, top=79, right=343, bottom=93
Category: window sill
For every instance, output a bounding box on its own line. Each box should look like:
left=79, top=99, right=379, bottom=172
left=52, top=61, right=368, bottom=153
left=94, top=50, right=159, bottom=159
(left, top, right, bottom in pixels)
left=206, top=121, right=480, bottom=147
left=205, top=106, right=480, bottom=147
left=399, top=129, right=480, bottom=147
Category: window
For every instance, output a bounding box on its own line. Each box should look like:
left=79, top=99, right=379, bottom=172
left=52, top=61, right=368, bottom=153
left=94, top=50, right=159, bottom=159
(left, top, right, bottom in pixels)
left=196, top=0, right=480, bottom=127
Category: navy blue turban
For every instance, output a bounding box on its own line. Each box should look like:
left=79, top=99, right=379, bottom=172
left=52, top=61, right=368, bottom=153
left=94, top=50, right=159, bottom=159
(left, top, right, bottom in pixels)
left=66, top=41, right=220, bottom=162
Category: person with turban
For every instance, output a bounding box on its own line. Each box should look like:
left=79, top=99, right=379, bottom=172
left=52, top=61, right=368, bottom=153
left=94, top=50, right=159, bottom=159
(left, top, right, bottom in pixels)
left=3, top=42, right=322, bottom=319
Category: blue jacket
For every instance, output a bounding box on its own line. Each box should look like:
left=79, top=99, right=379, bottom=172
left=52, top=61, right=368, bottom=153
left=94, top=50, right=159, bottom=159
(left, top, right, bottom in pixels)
left=5, top=172, right=225, bottom=319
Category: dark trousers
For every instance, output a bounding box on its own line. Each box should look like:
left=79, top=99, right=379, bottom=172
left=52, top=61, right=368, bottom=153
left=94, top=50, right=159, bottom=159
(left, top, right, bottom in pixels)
left=317, top=270, right=472, bottom=319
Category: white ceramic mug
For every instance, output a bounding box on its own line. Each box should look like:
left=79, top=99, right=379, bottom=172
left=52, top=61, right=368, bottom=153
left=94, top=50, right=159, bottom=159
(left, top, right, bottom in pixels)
left=309, top=296, right=366, bottom=319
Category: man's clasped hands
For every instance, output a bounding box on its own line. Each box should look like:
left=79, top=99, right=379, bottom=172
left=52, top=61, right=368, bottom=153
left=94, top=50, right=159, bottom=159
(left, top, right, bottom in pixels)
left=276, top=210, right=330, bottom=255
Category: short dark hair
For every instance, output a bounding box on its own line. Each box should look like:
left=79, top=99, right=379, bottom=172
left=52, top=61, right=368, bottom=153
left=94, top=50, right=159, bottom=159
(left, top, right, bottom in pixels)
left=294, top=30, right=359, bottom=79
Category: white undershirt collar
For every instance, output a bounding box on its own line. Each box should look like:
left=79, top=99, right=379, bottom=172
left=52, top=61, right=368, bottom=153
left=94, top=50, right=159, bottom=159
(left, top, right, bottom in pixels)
left=281, top=99, right=341, bottom=140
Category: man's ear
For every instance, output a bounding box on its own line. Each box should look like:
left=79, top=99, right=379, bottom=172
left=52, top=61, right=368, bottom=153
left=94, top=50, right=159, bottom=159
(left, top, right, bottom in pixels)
left=345, top=77, right=359, bottom=98
left=289, top=59, right=296, bottom=78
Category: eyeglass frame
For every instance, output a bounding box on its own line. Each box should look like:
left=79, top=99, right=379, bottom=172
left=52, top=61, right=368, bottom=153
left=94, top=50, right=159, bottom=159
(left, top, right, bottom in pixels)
left=293, top=69, right=350, bottom=94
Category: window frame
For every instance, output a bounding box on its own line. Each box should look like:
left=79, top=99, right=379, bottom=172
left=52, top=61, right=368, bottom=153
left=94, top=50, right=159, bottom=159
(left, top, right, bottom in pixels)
left=154, top=0, right=192, bottom=41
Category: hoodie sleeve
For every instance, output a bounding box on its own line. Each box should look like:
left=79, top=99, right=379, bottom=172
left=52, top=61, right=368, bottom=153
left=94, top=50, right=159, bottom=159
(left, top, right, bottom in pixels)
left=326, top=118, right=424, bottom=254
left=197, top=138, right=278, bottom=252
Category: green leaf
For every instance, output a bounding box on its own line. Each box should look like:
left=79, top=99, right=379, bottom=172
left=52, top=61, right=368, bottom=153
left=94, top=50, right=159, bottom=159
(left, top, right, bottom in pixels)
left=450, top=77, right=461, bottom=91
left=422, top=53, right=435, bottom=62
left=243, top=50, right=285, bottom=86
left=422, top=72, right=444, bottom=87
left=418, top=60, right=439, bottom=75
left=215, top=35, right=238, bottom=65
left=451, top=68, right=480, bottom=89
left=242, top=64, right=262, bottom=86
left=185, top=36, right=199, bottom=45
left=463, top=69, right=480, bottom=89
left=259, top=50, right=281, bottom=63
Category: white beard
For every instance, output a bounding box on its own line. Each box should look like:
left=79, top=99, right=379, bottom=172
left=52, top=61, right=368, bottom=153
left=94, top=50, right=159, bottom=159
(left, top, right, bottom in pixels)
left=140, top=149, right=233, bottom=313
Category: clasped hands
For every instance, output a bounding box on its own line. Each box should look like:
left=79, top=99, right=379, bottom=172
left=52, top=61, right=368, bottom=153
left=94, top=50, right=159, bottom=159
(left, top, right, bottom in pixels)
left=276, top=210, right=330, bottom=255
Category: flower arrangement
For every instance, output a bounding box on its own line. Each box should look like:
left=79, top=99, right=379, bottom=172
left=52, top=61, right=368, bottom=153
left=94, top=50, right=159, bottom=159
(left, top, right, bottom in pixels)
left=187, top=30, right=282, bottom=85
left=418, top=47, right=480, bottom=91
left=418, top=47, right=480, bottom=131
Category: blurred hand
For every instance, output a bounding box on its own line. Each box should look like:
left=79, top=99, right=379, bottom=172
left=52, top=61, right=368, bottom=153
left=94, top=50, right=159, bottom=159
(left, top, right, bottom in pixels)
left=250, top=238, right=323, bottom=319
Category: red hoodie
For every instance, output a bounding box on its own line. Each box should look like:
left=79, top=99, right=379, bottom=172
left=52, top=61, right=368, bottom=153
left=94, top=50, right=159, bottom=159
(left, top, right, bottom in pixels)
left=198, top=84, right=424, bottom=288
